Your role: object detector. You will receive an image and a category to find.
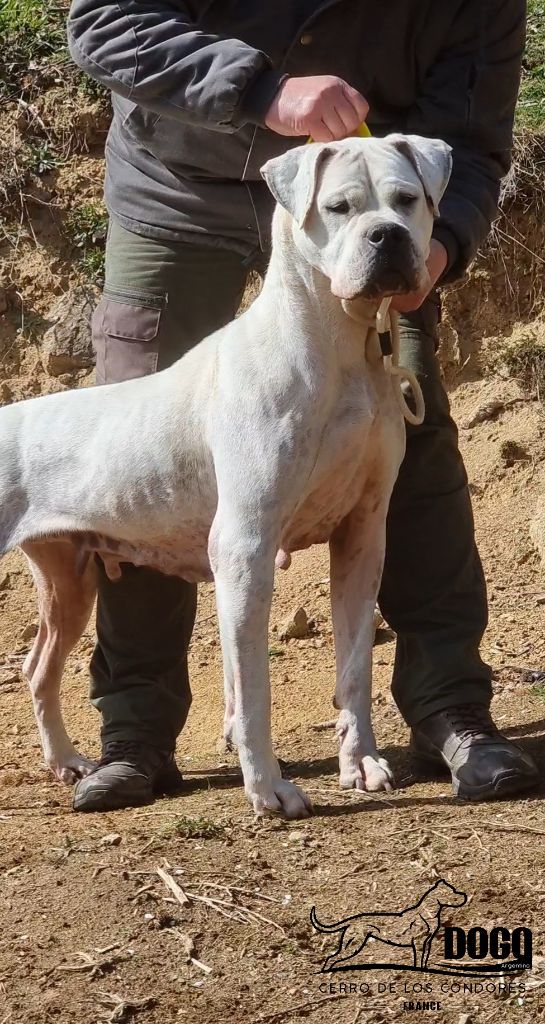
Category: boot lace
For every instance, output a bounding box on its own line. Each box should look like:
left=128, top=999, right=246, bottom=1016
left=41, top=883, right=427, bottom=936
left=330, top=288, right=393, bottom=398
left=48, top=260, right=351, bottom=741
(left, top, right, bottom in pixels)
left=444, top=704, right=499, bottom=744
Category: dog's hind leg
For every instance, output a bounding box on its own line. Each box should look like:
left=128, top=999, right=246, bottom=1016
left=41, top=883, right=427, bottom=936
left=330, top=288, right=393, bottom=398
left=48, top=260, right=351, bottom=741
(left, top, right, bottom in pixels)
left=326, top=929, right=375, bottom=971
left=21, top=539, right=98, bottom=784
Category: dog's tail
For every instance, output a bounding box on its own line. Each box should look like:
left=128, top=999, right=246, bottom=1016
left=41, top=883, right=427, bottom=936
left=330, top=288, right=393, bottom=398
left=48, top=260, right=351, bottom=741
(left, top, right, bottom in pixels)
left=310, top=906, right=345, bottom=933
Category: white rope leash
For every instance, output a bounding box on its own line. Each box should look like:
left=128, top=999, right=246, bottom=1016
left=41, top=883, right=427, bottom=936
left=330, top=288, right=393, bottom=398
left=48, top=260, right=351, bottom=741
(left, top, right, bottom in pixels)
left=376, top=297, right=425, bottom=427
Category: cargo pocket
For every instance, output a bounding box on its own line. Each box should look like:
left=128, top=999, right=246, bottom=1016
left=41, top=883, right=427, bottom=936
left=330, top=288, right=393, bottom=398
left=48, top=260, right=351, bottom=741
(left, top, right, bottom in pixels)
left=92, top=287, right=166, bottom=385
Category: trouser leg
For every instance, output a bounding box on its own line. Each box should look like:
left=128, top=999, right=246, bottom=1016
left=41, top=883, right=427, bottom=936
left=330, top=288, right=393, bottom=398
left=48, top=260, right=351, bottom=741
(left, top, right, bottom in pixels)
left=378, top=296, right=492, bottom=728
left=90, top=220, right=250, bottom=748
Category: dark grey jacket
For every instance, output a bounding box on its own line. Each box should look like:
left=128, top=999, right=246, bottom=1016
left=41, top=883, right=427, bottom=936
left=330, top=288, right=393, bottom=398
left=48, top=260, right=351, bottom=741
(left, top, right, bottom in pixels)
left=67, top=0, right=525, bottom=280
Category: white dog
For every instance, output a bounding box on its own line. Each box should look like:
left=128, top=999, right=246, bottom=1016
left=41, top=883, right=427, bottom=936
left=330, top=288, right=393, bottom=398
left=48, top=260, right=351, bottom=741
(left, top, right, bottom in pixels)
left=0, top=134, right=451, bottom=818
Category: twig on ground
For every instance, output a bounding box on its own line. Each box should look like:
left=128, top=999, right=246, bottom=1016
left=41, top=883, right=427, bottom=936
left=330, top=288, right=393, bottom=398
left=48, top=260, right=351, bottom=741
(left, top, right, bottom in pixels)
left=310, top=719, right=337, bottom=731
left=137, top=837, right=160, bottom=856
left=198, top=880, right=282, bottom=904
left=305, top=786, right=397, bottom=808
left=92, top=864, right=109, bottom=879
left=251, top=993, right=347, bottom=1023
left=156, top=866, right=190, bottom=907
left=56, top=945, right=129, bottom=979
left=189, top=957, right=212, bottom=975
left=96, top=991, right=155, bottom=1024
left=156, top=865, right=286, bottom=931
left=16, top=99, right=48, bottom=133
left=460, top=394, right=536, bottom=430
left=480, top=819, right=545, bottom=838
left=129, top=883, right=159, bottom=903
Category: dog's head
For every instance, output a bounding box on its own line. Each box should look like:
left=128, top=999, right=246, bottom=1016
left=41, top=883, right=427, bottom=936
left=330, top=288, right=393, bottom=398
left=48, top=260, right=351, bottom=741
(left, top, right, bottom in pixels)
left=261, top=134, right=451, bottom=309
left=433, top=880, right=467, bottom=909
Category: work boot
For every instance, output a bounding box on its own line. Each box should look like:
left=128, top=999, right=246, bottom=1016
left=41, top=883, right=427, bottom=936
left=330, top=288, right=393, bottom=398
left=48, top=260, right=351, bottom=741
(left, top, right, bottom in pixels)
left=411, top=704, right=539, bottom=800
left=73, top=740, right=184, bottom=812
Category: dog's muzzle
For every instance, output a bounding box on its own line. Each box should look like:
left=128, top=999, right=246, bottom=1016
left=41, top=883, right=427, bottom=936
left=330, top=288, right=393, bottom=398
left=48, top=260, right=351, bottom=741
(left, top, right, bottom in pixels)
left=353, top=222, right=419, bottom=300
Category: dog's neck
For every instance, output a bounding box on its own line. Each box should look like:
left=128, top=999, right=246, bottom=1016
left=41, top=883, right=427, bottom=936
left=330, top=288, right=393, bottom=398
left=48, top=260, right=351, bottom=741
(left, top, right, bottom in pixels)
left=260, top=208, right=377, bottom=351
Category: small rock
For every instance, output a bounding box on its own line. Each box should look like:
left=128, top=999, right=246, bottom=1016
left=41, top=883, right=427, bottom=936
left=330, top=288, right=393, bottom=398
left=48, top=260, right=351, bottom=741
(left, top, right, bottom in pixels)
left=20, top=622, right=38, bottom=642
left=461, top=399, right=505, bottom=430
left=179, top=932, right=195, bottom=958
left=100, top=832, right=122, bottom=847
left=288, top=830, right=304, bottom=843
left=41, top=287, right=97, bottom=377
left=279, top=607, right=309, bottom=641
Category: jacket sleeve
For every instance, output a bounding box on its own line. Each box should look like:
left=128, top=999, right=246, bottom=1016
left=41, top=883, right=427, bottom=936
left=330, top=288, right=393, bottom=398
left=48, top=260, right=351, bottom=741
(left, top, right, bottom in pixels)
left=67, top=0, right=284, bottom=131
left=406, top=0, right=526, bottom=282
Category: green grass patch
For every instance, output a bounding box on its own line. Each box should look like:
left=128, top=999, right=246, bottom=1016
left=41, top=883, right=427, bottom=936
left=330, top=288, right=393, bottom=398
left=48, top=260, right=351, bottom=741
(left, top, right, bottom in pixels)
left=66, top=201, right=108, bottom=281
left=0, top=0, right=69, bottom=97
left=517, top=0, right=545, bottom=131
left=160, top=816, right=224, bottom=840
left=24, top=142, right=64, bottom=175
left=532, top=683, right=545, bottom=699
left=483, top=328, right=545, bottom=393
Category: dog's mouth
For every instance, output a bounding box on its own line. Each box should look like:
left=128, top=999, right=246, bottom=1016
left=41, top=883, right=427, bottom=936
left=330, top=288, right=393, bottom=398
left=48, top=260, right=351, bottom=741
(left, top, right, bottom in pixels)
left=332, top=251, right=423, bottom=303
left=356, top=267, right=415, bottom=299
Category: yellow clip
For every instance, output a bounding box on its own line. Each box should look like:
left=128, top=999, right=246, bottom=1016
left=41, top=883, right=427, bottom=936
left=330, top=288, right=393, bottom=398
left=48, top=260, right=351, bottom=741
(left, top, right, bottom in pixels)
left=307, top=122, right=372, bottom=144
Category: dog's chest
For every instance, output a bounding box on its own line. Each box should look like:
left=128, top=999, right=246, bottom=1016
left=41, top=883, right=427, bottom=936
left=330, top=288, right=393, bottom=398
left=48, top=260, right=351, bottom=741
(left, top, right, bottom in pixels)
left=281, top=374, right=385, bottom=551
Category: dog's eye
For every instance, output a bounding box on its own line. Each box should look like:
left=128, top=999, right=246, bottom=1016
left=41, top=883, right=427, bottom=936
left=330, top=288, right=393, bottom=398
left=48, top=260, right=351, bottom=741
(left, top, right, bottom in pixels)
left=326, top=199, right=350, bottom=214
left=396, top=193, right=418, bottom=209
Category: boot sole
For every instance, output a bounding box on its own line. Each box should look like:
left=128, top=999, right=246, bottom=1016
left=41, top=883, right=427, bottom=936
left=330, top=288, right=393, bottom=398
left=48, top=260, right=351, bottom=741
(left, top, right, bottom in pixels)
left=411, top=750, right=539, bottom=801
left=73, top=762, right=184, bottom=812
left=73, top=782, right=153, bottom=812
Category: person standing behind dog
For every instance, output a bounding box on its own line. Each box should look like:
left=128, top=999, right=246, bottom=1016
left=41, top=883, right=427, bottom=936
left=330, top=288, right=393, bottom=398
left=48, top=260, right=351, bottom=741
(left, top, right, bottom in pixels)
left=67, top=0, right=538, bottom=811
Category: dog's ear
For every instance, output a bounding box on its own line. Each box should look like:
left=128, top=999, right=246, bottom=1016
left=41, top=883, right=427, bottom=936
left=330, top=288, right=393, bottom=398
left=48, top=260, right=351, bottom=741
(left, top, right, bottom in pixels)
left=261, top=143, right=333, bottom=227
left=388, top=134, right=452, bottom=216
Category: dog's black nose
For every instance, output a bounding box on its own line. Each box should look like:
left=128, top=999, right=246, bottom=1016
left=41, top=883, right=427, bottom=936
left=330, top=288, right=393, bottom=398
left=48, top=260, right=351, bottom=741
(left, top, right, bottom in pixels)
left=367, top=222, right=406, bottom=247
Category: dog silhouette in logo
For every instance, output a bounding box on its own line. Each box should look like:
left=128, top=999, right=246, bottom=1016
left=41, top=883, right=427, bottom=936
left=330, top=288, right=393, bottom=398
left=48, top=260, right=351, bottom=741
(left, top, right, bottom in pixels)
left=311, top=880, right=467, bottom=971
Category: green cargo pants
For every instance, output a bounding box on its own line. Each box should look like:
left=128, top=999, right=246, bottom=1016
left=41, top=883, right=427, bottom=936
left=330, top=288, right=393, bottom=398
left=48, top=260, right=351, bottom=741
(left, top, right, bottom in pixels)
left=89, top=219, right=492, bottom=750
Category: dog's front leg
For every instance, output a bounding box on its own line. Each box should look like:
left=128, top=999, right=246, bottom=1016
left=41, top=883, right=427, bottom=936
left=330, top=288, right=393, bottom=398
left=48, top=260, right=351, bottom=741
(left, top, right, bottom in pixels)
left=210, top=523, right=312, bottom=819
left=329, top=497, right=394, bottom=793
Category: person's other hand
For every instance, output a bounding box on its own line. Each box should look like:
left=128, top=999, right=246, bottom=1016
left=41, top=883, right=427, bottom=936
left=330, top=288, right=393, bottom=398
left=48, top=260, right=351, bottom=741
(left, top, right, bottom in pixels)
left=390, top=239, right=448, bottom=313
left=265, top=75, right=369, bottom=141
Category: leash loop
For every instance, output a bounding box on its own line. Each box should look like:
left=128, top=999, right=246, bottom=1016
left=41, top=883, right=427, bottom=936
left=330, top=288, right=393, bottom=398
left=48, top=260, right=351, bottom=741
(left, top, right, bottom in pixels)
left=377, top=298, right=425, bottom=427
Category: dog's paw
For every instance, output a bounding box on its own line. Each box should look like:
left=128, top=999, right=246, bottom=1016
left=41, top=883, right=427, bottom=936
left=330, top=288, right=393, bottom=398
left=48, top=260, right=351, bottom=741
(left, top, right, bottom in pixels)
left=48, top=752, right=97, bottom=786
left=247, top=778, right=313, bottom=819
left=340, top=756, right=394, bottom=793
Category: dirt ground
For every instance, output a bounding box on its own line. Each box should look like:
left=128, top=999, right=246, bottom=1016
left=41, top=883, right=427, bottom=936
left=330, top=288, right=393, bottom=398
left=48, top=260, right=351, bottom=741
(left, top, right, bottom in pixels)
left=1, top=355, right=545, bottom=1024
